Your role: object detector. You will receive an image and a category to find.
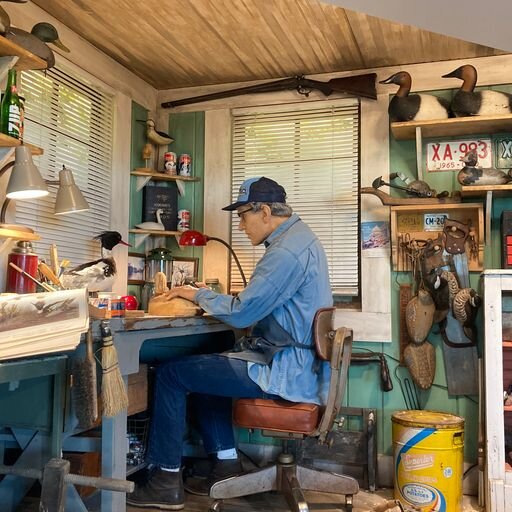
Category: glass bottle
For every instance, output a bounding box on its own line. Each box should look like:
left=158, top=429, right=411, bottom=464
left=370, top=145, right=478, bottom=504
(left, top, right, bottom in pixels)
left=205, top=278, right=223, bottom=294
left=0, top=69, right=21, bottom=139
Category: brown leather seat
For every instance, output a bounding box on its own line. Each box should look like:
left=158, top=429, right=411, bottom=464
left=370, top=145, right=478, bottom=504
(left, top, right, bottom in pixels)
left=209, top=308, right=359, bottom=512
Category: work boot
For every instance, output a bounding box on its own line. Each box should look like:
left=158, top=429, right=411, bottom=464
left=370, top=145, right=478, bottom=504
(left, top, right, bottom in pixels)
left=127, top=468, right=185, bottom=510
left=184, top=458, right=243, bottom=496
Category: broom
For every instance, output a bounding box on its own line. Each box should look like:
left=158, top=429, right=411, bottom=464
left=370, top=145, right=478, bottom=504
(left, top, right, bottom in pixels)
left=99, top=320, right=129, bottom=417
left=72, top=327, right=99, bottom=429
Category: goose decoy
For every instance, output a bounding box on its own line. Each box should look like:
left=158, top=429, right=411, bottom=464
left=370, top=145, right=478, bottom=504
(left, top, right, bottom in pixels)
left=61, top=231, right=130, bottom=292
left=379, top=71, right=450, bottom=122
left=146, top=119, right=174, bottom=145
left=458, top=149, right=512, bottom=186
left=0, top=0, right=28, bottom=35
left=442, top=64, right=512, bottom=117
left=6, top=22, right=70, bottom=69
left=135, top=208, right=165, bottom=230
left=452, top=287, right=481, bottom=343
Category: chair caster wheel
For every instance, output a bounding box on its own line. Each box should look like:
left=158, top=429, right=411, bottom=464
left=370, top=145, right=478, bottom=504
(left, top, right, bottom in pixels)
left=209, top=500, right=223, bottom=512
left=345, top=494, right=353, bottom=512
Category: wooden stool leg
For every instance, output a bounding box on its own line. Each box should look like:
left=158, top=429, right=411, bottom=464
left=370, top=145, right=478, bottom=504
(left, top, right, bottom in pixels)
left=40, top=458, right=70, bottom=512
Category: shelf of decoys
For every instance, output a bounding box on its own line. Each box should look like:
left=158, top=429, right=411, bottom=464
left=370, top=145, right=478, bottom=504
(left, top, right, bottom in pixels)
left=131, top=168, right=200, bottom=196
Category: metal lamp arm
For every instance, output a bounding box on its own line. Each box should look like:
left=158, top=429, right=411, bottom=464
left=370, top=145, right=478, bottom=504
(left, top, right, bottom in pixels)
left=207, top=236, right=247, bottom=288
left=0, top=161, right=14, bottom=223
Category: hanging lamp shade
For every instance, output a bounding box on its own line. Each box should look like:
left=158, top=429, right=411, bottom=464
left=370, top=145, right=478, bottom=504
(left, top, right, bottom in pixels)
left=6, top=145, right=49, bottom=199
left=54, top=165, right=90, bottom=215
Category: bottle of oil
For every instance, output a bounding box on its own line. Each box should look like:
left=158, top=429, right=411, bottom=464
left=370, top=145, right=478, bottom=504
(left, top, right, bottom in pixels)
left=0, top=69, right=21, bottom=139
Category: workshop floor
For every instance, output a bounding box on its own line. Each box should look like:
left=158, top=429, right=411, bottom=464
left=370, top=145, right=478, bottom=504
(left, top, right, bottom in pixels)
left=126, top=488, right=482, bottom=512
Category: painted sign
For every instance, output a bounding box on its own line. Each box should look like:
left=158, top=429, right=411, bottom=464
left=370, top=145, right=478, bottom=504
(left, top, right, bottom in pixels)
left=426, top=138, right=492, bottom=171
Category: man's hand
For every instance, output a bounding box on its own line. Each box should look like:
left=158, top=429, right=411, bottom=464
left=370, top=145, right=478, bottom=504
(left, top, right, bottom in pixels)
left=164, top=285, right=199, bottom=303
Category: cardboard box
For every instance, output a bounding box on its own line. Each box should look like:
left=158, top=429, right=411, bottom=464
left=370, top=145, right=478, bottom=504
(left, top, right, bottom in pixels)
left=128, top=364, right=148, bottom=416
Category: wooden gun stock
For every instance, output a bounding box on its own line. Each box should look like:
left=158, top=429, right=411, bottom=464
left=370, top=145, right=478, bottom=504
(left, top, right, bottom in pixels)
left=328, top=73, right=377, bottom=100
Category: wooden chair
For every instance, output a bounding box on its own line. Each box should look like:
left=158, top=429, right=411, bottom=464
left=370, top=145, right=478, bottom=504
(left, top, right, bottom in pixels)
left=209, top=307, right=358, bottom=512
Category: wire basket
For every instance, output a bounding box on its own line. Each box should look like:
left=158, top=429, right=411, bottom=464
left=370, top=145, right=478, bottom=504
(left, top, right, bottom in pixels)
left=127, top=415, right=150, bottom=467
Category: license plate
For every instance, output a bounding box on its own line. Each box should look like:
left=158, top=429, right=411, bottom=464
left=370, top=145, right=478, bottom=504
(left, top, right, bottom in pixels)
left=424, top=213, right=448, bottom=231
left=426, top=139, right=492, bottom=171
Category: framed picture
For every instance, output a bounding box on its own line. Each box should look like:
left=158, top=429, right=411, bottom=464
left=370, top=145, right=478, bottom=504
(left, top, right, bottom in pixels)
left=171, top=257, right=199, bottom=288
left=128, top=253, right=146, bottom=284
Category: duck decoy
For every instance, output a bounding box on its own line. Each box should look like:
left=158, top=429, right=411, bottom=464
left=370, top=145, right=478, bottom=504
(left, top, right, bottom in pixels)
left=135, top=208, right=165, bottom=230
left=372, top=175, right=437, bottom=198
left=6, top=22, right=70, bottom=69
left=442, top=64, right=512, bottom=117
left=458, top=149, right=512, bottom=186
left=146, top=119, right=174, bottom=146
left=61, top=231, right=130, bottom=292
left=452, top=287, right=481, bottom=343
left=380, top=71, right=450, bottom=122
left=0, top=0, right=27, bottom=35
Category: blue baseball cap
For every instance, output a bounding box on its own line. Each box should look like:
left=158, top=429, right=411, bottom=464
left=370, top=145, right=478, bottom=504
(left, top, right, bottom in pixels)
left=223, top=177, right=287, bottom=211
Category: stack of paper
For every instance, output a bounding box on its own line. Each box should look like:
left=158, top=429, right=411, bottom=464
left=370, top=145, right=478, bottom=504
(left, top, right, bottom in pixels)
left=0, top=289, right=89, bottom=360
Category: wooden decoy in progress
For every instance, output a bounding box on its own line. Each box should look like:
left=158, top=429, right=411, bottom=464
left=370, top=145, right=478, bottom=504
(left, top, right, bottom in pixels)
left=6, top=22, right=70, bottom=69
left=458, top=150, right=512, bottom=186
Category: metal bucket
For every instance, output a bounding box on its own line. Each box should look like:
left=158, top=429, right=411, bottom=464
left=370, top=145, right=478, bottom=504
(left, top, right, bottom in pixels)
left=392, top=410, right=464, bottom=512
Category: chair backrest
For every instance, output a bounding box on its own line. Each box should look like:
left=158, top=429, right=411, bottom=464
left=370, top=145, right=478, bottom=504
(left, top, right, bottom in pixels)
left=312, top=307, right=353, bottom=443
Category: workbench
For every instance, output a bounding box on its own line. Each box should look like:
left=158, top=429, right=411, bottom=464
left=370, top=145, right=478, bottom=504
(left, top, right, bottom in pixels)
left=0, top=315, right=236, bottom=512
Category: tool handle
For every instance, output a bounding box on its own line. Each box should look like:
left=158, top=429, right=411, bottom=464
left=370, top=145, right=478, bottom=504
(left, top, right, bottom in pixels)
left=49, top=244, right=59, bottom=276
left=38, top=262, right=62, bottom=286
left=9, top=262, right=54, bottom=292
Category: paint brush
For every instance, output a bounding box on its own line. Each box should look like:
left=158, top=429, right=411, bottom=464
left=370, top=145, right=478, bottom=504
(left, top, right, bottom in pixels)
left=49, top=244, right=59, bottom=276
left=38, top=262, right=63, bottom=288
left=9, top=262, right=55, bottom=292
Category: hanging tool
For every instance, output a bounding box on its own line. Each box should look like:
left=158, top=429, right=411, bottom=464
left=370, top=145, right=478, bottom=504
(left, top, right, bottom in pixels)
left=351, top=352, right=393, bottom=391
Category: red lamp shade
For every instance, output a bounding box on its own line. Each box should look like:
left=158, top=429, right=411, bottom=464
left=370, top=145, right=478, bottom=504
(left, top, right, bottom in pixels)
left=179, top=229, right=209, bottom=246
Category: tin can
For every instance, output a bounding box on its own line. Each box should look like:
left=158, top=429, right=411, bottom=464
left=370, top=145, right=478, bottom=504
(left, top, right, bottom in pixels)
left=178, top=154, right=192, bottom=176
left=164, top=151, right=177, bottom=175
left=177, top=209, right=190, bottom=232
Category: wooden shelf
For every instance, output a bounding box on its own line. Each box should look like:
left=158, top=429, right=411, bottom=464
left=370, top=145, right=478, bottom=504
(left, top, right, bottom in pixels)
left=461, top=184, right=512, bottom=198
left=504, top=405, right=512, bottom=412
left=391, top=114, right=512, bottom=140
left=131, top=169, right=200, bottom=182
left=390, top=203, right=484, bottom=272
left=0, top=34, right=47, bottom=71
left=0, top=133, right=43, bottom=155
left=129, top=229, right=180, bottom=236
left=503, top=341, right=512, bottom=349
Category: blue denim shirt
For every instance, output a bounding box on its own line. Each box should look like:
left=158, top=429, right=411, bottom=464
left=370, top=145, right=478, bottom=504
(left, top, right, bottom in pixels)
left=194, top=214, right=333, bottom=404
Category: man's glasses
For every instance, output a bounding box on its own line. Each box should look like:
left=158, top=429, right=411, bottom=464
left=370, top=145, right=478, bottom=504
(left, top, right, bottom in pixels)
left=236, top=205, right=254, bottom=218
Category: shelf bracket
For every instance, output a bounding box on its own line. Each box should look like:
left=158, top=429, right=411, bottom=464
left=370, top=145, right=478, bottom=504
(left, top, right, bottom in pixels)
left=485, top=190, right=493, bottom=246
left=176, top=180, right=185, bottom=196
left=135, top=176, right=151, bottom=192
left=133, top=233, right=150, bottom=247
left=0, top=56, right=19, bottom=83
left=0, top=237, right=12, bottom=254
left=415, top=126, right=424, bottom=181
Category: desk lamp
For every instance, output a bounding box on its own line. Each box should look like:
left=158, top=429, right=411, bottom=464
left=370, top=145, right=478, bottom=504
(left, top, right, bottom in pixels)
left=179, top=229, right=247, bottom=287
left=0, top=146, right=89, bottom=224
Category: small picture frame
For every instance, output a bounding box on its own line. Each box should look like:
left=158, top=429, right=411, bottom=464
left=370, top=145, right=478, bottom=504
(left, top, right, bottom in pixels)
left=171, top=257, right=199, bottom=288
left=128, top=253, right=146, bottom=284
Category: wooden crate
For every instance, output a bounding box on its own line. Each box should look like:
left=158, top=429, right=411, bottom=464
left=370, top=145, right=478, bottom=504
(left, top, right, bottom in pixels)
left=128, top=364, right=149, bottom=416
left=63, top=451, right=101, bottom=497
left=390, top=203, right=484, bottom=272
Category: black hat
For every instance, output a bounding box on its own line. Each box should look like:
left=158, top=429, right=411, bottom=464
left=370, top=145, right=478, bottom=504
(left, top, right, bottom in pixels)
left=222, top=177, right=287, bottom=211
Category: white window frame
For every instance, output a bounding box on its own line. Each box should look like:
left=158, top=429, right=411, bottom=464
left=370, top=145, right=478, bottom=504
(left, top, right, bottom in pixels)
left=229, top=100, right=361, bottom=295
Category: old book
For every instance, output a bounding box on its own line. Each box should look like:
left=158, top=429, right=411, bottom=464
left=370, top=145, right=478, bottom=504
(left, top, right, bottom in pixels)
left=142, top=184, right=178, bottom=231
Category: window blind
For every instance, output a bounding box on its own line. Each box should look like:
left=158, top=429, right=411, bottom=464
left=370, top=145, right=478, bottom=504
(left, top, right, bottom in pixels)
left=231, top=100, right=360, bottom=295
left=15, top=66, right=114, bottom=265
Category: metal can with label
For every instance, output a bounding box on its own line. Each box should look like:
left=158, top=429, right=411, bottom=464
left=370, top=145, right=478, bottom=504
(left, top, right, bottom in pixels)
left=178, top=154, right=192, bottom=176
left=164, top=152, right=177, bottom=175
left=177, top=209, right=191, bottom=232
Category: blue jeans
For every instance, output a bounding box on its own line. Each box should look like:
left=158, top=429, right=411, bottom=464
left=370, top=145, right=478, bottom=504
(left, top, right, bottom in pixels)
left=146, top=354, right=276, bottom=469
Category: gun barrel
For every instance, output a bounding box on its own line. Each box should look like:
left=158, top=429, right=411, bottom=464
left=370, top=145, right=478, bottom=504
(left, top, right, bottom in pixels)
left=161, top=77, right=299, bottom=108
